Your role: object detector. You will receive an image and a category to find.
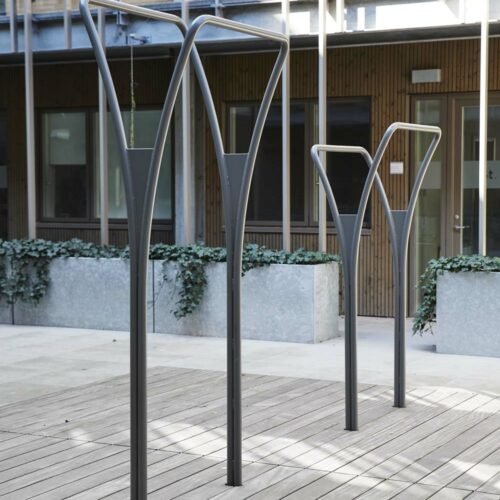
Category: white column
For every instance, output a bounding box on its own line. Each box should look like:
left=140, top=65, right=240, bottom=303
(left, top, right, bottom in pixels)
left=9, top=0, right=17, bottom=52
left=64, top=0, right=72, bottom=50
left=24, top=0, right=36, bottom=239
left=179, top=0, right=195, bottom=245
left=318, top=0, right=327, bottom=252
left=336, top=0, right=344, bottom=31
left=98, top=8, right=109, bottom=246
left=478, top=0, right=489, bottom=256
left=282, top=0, right=291, bottom=251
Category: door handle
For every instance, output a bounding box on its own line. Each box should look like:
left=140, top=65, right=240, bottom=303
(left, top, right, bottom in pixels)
left=454, top=224, right=470, bottom=230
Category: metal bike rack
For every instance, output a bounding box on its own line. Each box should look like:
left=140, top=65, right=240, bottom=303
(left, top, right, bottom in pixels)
left=311, top=122, right=441, bottom=430
left=81, top=0, right=287, bottom=495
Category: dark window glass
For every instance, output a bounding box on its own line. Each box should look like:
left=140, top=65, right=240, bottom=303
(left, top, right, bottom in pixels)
left=229, top=103, right=305, bottom=222
left=0, top=113, right=7, bottom=239
left=325, top=99, right=371, bottom=223
left=42, top=112, right=87, bottom=219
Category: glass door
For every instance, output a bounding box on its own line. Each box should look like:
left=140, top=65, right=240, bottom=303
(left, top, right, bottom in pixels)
left=410, top=96, right=446, bottom=313
left=456, top=101, right=500, bottom=256
left=0, top=112, right=7, bottom=240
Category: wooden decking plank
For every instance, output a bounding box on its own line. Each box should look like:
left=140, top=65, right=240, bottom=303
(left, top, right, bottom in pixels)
left=331, top=390, right=475, bottom=475
left=7, top=369, right=224, bottom=435
left=319, top=475, right=383, bottom=499
left=477, top=470, right=500, bottom=495
left=144, top=377, right=322, bottom=451
left=64, top=451, right=193, bottom=499
left=175, top=462, right=277, bottom=500
left=356, top=479, right=412, bottom=499
left=157, top=379, right=335, bottom=455
left=247, top=385, right=392, bottom=465
left=103, top=456, right=225, bottom=500
left=96, top=375, right=312, bottom=449
left=428, top=487, right=472, bottom=499
left=393, top=412, right=500, bottom=484
left=148, top=458, right=228, bottom=498
left=465, top=491, right=500, bottom=499
left=181, top=382, right=347, bottom=457
left=365, top=394, right=500, bottom=479
left=246, top=468, right=327, bottom=500
left=450, top=447, right=500, bottom=492
left=0, top=445, right=126, bottom=498
left=420, top=425, right=500, bottom=488
left=211, top=465, right=300, bottom=499
left=282, top=471, right=355, bottom=499
left=281, top=387, right=441, bottom=470
left=389, top=483, right=441, bottom=499
left=0, top=440, right=94, bottom=481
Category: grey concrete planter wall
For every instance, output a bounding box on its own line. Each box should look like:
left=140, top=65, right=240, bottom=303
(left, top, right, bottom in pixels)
left=436, top=271, right=500, bottom=357
left=1, top=258, right=339, bottom=343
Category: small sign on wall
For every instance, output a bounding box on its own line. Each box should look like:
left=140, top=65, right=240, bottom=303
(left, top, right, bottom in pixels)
left=390, top=161, right=404, bottom=175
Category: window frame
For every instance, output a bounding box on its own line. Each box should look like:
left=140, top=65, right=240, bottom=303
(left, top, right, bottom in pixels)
left=36, top=106, right=175, bottom=228
left=225, top=96, right=372, bottom=232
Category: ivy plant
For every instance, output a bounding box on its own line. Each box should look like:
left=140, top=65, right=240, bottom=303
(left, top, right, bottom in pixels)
left=413, top=254, right=500, bottom=336
left=0, top=239, right=339, bottom=319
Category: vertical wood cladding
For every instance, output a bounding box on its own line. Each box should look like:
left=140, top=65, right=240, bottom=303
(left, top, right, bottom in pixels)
left=203, top=38, right=495, bottom=317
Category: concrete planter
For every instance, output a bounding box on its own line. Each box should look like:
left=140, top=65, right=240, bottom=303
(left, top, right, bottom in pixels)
left=1, top=258, right=339, bottom=343
left=436, top=271, right=500, bottom=357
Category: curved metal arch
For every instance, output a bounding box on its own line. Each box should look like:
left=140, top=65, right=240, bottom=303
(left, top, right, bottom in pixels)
left=311, top=122, right=441, bottom=430
left=81, top=1, right=288, bottom=493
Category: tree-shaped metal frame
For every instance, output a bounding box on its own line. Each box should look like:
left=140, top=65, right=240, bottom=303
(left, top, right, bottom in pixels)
left=311, top=122, right=441, bottom=431
left=80, top=0, right=288, bottom=496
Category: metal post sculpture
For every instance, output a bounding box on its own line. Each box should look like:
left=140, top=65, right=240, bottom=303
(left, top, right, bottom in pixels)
left=311, top=122, right=441, bottom=430
left=81, top=0, right=288, bottom=494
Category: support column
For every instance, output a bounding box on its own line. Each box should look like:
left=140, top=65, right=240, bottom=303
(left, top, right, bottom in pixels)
left=24, top=0, right=36, bottom=239
left=282, top=0, right=291, bottom=251
left=64, top=0, right=72, bottom=49
left=178, top=0, right=195, bottom=245
left=479, top=0, right=489, bottom=256
left=336, top=0, right=344, bottom=31
left=9, top=0, right=18, bottom=52
left=98, top=8, right=109, bottom=246
left=318, top=0, right=327, bottom=252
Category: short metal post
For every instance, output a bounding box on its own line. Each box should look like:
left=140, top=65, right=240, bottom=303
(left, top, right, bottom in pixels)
left=64, top=0, right=73, bottom=49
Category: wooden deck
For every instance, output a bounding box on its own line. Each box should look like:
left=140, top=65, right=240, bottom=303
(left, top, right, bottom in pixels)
left=0, top=366, right=500, bottom=499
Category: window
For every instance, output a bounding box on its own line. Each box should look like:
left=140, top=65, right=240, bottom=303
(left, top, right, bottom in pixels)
left=40, top=109, right=174, bottom=223
left=94, top=110, right=173, bottom=220
left=229, top=104, right=305, bottom=222
left=322, top=99, right=372, bottom=222
left=42, top=112, right=88, bottom=219
left=228, top=98, right=371, bottom=228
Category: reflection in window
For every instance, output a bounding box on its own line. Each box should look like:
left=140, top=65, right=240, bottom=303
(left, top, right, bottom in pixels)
left=229, top=103, right=305, bottom=222
left=94, top=110, right=173, bottom=220
left=42, top=112, right=87, bottom=219
left=314, top=99, right=371, bottom=224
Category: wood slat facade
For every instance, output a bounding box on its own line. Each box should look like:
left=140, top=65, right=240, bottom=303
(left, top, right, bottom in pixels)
left=203, top=38, right=493, bottom=317
left=0, top=37, right=496, bottom=315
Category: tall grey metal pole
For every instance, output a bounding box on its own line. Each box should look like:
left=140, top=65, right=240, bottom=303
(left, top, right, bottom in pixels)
left=181, top=0, right=195, bottom=245
left=9, top=0, right=18, bottom=52
left=317, top=0, right=327, bottom=252
left=64, top=0, right=73, bottom=49
left=98, top=7, right=109, bottom=246
left=24, top=0, right=36, bottom=240
left=311, top=122, right=441, bottom=426
left=282, top=0, right=291, bottom=251
left=478, top=0, right=489, bottom=256
left=82, top=1, right=287, bottom=491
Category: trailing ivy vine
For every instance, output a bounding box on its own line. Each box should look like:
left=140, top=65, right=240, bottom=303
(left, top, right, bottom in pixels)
left=0, top=239, right=339, bottom=319
left=413, top=254, right=500, bottom=336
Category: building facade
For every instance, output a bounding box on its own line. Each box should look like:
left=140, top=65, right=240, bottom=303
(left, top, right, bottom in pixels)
left=0, top=0, right=499, bottom=316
